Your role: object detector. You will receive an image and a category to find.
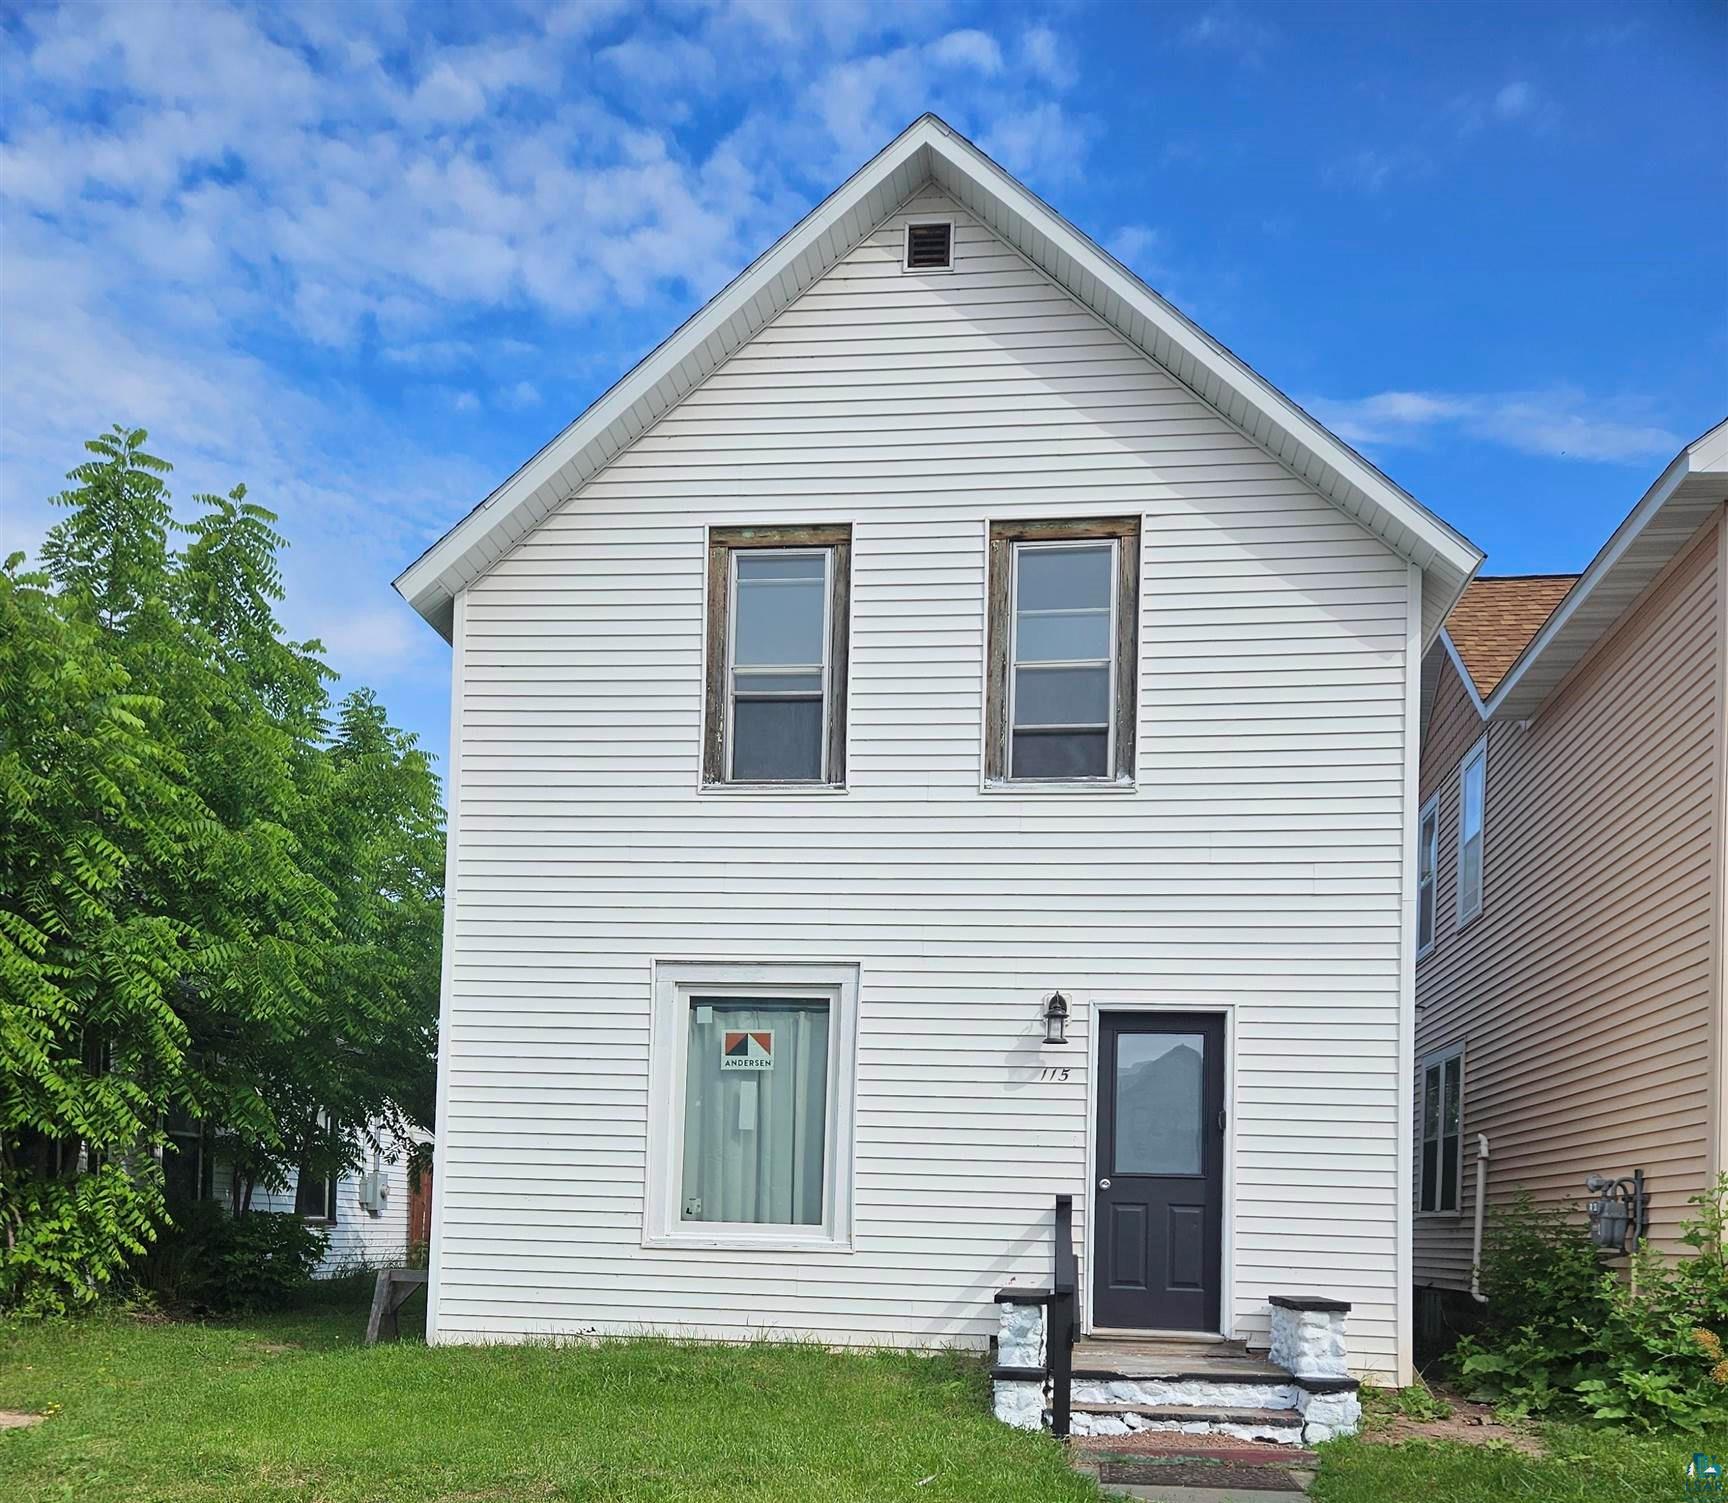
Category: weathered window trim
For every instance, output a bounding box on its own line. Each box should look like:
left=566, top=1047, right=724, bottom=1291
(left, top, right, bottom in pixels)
left=643, top=958, right=859, bottom=1253
left=984, top=516, right=1140, bottom=788
left=1416, top=793, right=1439, bottom=959
left=1455, top=734, right=1487, bottom=927
left=1417, top=1043, right=1465, bottom=1217
left=703, top=524, right=851, bottom=790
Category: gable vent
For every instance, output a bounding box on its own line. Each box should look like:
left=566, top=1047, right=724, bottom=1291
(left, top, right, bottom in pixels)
left=904, top=221, right=953, bottom=270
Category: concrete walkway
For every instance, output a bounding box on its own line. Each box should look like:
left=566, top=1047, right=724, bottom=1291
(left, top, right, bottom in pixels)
left=1070, top=1436, right=1315, bottom=1502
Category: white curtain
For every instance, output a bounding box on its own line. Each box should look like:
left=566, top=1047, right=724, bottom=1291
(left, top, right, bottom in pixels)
left=681, top=999, right=829, bottom=1227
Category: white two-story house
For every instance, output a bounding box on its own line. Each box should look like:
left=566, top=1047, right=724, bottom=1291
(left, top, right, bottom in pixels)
left=394, top=115, right=1481, bottom=1418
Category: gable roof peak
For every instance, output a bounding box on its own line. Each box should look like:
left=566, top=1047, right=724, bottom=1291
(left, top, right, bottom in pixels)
left=394, top=115, right=1481, bottom=641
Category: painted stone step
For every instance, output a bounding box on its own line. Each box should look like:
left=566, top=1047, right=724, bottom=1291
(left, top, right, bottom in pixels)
left=1066, top=1402, right=1306, bottom=1445
left=1071, top=1375, right=1303, bottom=1411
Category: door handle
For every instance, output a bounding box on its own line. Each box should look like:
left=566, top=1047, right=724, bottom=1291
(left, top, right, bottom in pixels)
left=1098, top=1178, right=1111, bottom=1190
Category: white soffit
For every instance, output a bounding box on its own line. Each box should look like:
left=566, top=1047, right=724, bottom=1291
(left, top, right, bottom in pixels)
left=1485, top=419, right=1728, bottom=722
left=394, top=114, right=1483, bottom=642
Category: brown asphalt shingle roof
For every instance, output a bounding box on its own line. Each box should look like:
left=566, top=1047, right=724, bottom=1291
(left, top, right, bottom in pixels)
left=1445, top=575, right=1580, bottom=700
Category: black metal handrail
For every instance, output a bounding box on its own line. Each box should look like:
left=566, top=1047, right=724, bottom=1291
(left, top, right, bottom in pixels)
left=1050, top=1193, right=1076, bottom=1438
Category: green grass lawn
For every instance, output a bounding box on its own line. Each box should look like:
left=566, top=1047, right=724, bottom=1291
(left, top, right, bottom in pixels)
left=3, top=1285, right=1722, bottom=1502
left=0, top=1282, right=1090, bottom=1502
left=1313, top=1424, right=1726, bottom=1503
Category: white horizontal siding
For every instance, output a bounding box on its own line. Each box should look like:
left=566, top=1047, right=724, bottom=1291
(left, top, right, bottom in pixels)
left=438, top=190, right=1413, bottom=1378
left=237, top=1141, right=419, bottom=1277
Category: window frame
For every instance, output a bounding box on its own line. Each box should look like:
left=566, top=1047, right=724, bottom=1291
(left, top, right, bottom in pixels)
left=902, top=218, right=955, bottom=272
left=703, top=525, right=851, bottom=791
left=1417, top=1043, right=1465, bottom=1217
left=984, top=516, right=1140, bottom=789
left=1416, top=793, right=1440, bottom=958
left=644, top=959, right=859, bottom=1253
left=1455, top=734, right=1488, bottom=926
left=295, top=1165, right=338, bottom=1225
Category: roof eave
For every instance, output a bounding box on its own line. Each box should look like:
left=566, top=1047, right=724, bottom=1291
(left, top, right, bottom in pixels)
left=1484, top=421, right=1728, bottom=721
left=394, top=112, right=1483, bottom=641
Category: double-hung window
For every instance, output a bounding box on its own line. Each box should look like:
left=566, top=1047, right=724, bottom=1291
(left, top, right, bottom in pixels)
left=1456, top=735, right=1487, bottom=923
left=1416, top=795, right=1439, bottom=956
left=986, top=517, right=1140, bottom=784
left=704, top=525, right=850, bottom=787
left=1419, top=1046, right=1464, bottom=1214
left=646, top=960, right=858, bottom=1251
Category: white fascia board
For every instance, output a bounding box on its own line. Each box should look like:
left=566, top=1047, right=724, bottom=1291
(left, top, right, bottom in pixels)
left=917, top=118, right=1483, bottom=590
left=392, top=132, right=934, bottom=637
left=393, top=113, right=1484, bottom=639
left=1440, top=630, right=1489, bottom=719
left=1484, top=419, right=1728, bottom=720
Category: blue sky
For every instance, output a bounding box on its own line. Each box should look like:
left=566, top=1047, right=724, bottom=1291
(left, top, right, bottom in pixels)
left=3, top=0, right=1724, bottom=773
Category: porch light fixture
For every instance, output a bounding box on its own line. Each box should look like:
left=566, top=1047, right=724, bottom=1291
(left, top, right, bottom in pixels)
left=1042, top=992, right=1070, bottom=1047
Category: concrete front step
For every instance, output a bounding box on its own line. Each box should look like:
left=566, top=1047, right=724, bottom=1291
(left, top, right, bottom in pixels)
left=1071, top=1375, right=1303, bottom=1412
left=1068, top=1402, right=1305, bottom=1445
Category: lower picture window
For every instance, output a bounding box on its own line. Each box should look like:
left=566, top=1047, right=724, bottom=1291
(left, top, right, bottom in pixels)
left=647, top=960, right=857, bottom=1251
left=681, top=998, right=830, bottom=1227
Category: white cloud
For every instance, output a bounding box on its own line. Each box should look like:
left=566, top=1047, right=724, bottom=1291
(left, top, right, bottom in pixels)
left=1107, top=224, right=1164, bottom=271
left=1181, top=3, right=1274, bottom=63
left=1309, top=389, right=1681, bottom=463
left=1, top=0, right=1096, bottom=752
left=1323, top=146, right=1428, bottom=193
left=1021, top=25, right=1077, bottom=89
left=928, top=28, right=1003, bottom=75
left=980, top=103, right=1095, bottom=185
left=1450, top=78, right=1556, bottom=137
left=1494, top=80, right=1536, bottom=119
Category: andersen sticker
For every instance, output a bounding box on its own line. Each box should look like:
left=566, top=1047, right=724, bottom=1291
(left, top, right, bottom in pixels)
left=720, top=1029, right=774, bottom=1070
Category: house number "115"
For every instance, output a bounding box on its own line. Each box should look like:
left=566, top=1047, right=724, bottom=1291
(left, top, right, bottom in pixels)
left=1038, top=1066, right=1072, bottom=1082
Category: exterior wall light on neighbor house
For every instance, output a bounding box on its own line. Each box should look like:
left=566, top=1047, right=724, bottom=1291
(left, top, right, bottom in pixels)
left=1042, top=992, right=1070, bottom=1047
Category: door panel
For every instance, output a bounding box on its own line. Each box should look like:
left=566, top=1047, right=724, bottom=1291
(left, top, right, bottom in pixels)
left=1093, top=1012, right=1225, bottom=1331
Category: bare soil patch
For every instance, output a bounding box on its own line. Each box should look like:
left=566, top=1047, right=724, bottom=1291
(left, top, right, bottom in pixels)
left=0, top=1410, right=47, bottom=1430
left=1364, top=1391, right=1545, bottom=1456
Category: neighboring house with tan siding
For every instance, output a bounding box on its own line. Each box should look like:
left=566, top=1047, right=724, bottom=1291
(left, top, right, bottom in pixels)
left=1413, top=419, right=1728, bottom=1315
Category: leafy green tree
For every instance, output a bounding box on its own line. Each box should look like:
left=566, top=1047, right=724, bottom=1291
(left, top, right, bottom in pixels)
left=1, top=427, right=443, bottom=1311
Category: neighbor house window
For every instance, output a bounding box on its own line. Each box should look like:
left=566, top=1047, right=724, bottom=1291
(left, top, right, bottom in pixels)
left=986, top=517, right=1140, bottom=784
left=646, top=960, right=858, bottom=1251
left=295, top=1165, right=337, bottom=1223
left=704, top=525, right=850, bottom=786
left=1456, top=736, right=1487, bottom=923
left=295, top=1110, right=338, bottom=1223
left=1419, top=1046, right=1464, bottom=1214
left=1417, top=795, right=1439, bottom=956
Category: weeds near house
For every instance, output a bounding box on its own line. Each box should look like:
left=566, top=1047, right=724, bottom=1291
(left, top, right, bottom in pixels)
left=1452, top=1175, right=1728, bottom=1432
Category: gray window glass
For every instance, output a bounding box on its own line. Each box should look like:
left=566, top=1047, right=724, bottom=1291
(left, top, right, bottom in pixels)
left=1114, top=1033, right=1205, bottom=1176
left=730, top=549, right=827, bottom=781
left=1011, top=540, right=1114, bottom=779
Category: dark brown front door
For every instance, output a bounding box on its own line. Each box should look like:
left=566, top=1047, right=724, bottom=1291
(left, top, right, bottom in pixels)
left=1093, top=1012, right=1225, bottom=1331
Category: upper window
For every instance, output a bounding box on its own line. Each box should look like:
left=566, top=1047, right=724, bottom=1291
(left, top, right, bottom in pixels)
left=1419, top=1046, right=1464, bottom=1214
left=646, top=960, right=858, bottom=1251
left=986, top=518, right=1140, bottom=785
left=1416, top=795, right=1439, bottom=956
left=903, top=220, right=953, bottom=270
left=1456, top=736, right=1487, bottom=923
left=704, top=526, right=850, bottom=787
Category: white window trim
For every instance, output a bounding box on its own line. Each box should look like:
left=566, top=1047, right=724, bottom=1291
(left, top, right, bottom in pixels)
left=1006, top=536, right=1119, bottom=784
left=1455, top=734, right=1488, bottom=927
left=901, top=217, right=955, bottom=272
left=1416, top=1043, right=1465, bottom=1218
left=1416, top=793, right=1439, bottom=959
left=644, top=959, right=858, bottom=1253
left=723, top=546, right=833, bottom=785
